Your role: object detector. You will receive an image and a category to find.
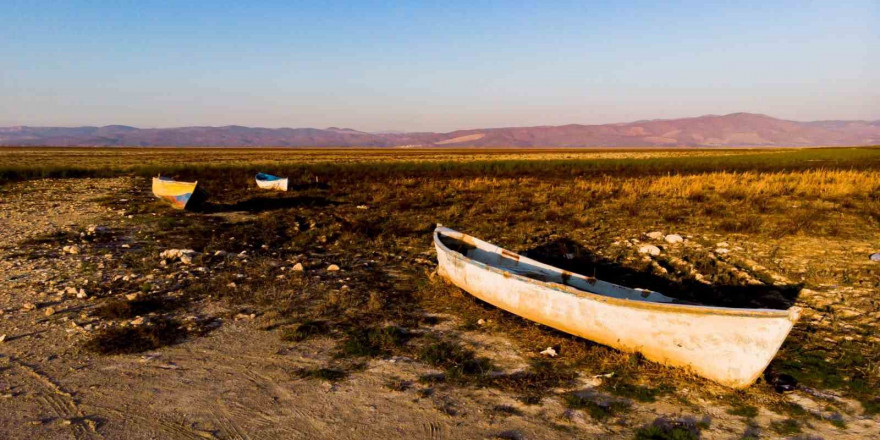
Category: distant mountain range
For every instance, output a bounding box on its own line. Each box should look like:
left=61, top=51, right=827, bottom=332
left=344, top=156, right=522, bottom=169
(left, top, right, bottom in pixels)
left=2, top=113, right=879, bottom=148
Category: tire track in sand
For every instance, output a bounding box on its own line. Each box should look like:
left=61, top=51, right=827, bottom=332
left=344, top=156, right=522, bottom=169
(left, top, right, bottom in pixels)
left=7, top=356, right=102, bottom=440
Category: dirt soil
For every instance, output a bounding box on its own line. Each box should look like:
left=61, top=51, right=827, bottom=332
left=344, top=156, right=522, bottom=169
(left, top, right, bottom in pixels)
left=1, top=177, right=878, bottom=439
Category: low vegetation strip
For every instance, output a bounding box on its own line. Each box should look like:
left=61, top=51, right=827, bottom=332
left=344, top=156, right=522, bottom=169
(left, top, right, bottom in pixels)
left=2, top=146, right=880, bottom=185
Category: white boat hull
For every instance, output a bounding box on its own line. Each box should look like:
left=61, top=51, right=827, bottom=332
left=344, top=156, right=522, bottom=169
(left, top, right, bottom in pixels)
left=434, top=226, right=800, bottom=389
left=255, top=177, right=288, bottom=191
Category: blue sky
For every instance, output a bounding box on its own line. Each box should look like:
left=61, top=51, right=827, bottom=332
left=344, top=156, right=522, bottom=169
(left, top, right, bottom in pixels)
left=1, top=1, right=877, bottom=131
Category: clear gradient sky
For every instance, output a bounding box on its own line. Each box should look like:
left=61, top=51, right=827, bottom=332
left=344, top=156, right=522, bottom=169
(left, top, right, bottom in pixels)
left=2, top=1, right=878, bottom=132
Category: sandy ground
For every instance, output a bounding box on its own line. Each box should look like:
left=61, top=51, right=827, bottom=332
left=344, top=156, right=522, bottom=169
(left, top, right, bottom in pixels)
left=1, top=178, right=878, bottom=439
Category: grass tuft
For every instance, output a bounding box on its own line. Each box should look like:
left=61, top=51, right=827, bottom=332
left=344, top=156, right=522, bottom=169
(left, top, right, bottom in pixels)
left=83, top=318, right=186, bottom=354
left=280, top=320, right=330, bottom=342
left=293, top=367, right=348, bottom=382
left=340, top=326, right=410, bottom=357
left=563, top=392, right=630, bottom=420
left=726, top=403, right=759, bottom=418
left=417, top=339, right=494, bottom=379
left=769, top=419, right=801, bottom=436
left=634, top=417, right=701, bottom=440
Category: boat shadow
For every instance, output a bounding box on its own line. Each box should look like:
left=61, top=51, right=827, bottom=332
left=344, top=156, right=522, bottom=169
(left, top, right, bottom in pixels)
left=519, top=238, right=801, bottom=310
left=288, top=181, right=330, bottom=191
left=196, top=195, right=339, bottom=214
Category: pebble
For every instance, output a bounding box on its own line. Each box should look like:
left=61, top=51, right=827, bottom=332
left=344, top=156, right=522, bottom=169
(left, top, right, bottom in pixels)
left=76, top=289, right=88, bottom=299
left=292, top=262, right=304, bottom=272
left=159, top=249, right=198, bottom=264
left=477, top=318, right=486, bottom=326
left=62, top=245, right=80, bottom=255
left=22, top=303, right=36, bottom=311
left=327, top=264, right=340, bottom=271
left=664, top=234, right=684, bottom=244
left=646, top=231, right=664, bottom=240
left=870, top=253, right=880, bottom=262
left=44, top=307, right=56, bottom=317
left=0, top=334, right=6, bottom=343
left=540, top=347, right=558, bottom=357
left=638, top=245, right=661, bottom=256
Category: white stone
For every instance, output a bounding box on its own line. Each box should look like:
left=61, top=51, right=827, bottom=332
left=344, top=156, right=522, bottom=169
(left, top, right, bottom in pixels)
left=638, top=245, right=661, bottom=256
left=159, top=249, right=197, bottom=261
left=664, top=234, right=684, bottom=244
left=646, top=231, right=664, bottom=240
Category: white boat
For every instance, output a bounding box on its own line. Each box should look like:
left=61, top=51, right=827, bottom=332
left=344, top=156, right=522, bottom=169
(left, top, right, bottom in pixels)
left=255, top=172, right=288, bottom=191
left=433, top=226, right=801, bottom=389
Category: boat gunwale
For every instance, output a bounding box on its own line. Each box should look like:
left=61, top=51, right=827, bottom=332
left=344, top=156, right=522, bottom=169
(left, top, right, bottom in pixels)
left=434, top=226, right=800, bottom=322
left=153, top=176, right=199, bottom=187
left=255, top=173, right=286, bottom=182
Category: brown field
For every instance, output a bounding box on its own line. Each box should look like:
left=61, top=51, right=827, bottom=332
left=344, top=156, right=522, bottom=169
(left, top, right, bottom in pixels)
left=1, top=147, right=878, bottom=439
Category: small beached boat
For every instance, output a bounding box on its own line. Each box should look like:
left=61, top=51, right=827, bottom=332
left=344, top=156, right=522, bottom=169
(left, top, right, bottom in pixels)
left=151, top=176, right=205, bottom=210
left=255, top=172, right=288, bottom=191
left=433, top=226, right=801, bottom=389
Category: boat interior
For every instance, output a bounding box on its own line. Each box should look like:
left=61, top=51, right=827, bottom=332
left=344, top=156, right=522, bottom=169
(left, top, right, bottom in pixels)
left=439, top=231, right=682, bottom=304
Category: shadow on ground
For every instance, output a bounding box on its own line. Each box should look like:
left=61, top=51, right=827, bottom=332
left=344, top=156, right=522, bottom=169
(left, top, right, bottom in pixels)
left=198, top=195, right=338, bottom=214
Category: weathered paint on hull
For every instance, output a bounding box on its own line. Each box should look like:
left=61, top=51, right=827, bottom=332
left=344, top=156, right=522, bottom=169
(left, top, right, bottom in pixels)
left=151, top=177, right=202, bottom=210
left=255, top=177, right=288, bottom=191
left=434, top=226, right=801, bottom=389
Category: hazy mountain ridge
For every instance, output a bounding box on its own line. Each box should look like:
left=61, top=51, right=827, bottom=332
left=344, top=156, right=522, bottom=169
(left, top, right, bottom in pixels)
left=2, top=113, right=879, bottom=147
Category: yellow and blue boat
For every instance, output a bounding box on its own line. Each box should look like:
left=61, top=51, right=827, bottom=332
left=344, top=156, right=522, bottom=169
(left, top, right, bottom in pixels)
left=151, top=176, right=206, bottom=210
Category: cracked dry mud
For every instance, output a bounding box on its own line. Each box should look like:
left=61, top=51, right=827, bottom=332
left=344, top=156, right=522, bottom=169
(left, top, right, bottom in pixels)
left=1, top=177, right=878, bottom=439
